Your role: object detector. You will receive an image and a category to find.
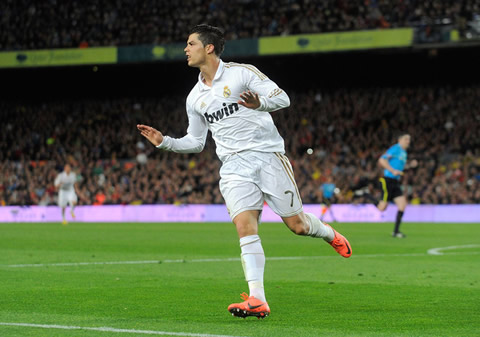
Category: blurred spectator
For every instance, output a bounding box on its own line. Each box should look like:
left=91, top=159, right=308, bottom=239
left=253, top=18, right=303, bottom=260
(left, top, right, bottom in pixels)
left=1, top=0, right=480, bottom=51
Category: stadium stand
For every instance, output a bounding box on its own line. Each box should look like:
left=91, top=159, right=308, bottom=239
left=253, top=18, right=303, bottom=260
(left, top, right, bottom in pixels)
left=1, top=0, right=480, bottom=50
left=1, top=1, right=479, bottom=206
left=1, top=85, right=479, bottom=206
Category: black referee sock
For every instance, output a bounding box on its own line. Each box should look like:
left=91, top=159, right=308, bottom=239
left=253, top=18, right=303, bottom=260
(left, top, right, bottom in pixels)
left=394, top=211, right=404, bottom=234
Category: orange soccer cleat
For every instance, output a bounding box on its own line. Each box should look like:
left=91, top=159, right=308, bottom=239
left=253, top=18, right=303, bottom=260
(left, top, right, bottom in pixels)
left=325, top=223, right=352, bottom=258
left=228, top=292, right=270, bottom=319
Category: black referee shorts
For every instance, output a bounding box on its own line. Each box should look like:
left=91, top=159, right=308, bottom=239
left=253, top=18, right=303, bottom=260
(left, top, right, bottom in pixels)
left=379, top=177, right=403, bottom=202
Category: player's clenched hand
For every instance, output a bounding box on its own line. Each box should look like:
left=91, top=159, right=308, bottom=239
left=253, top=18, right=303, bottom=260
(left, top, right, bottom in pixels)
left=392, top=169, right=404, bottom=176
left=137, top=124, right=164, bottom=147
left=238, top=90, right=260, bottom=109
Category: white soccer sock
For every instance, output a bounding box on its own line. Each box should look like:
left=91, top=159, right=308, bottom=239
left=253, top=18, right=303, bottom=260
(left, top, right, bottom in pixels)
left=240, top=234, right=266, bottom=302
left=305, top=213, right=335, bottom=242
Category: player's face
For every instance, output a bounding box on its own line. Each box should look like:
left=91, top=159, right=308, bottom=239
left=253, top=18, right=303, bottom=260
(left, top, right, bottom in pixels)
left=184, top=33, right=208, bottom=68
left=64, top=165, right=71, bottom=173
left=399, top=135, right=411, bottom=149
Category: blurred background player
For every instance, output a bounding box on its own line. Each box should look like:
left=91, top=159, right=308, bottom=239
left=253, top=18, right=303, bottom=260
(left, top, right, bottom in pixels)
left=54, top=164, right=78, bottom=225
left=320, top=176, right=337, bottom=222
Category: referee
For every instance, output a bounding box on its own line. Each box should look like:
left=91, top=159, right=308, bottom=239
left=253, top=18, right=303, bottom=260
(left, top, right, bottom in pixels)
left=377, top=133, right=412, bottom=238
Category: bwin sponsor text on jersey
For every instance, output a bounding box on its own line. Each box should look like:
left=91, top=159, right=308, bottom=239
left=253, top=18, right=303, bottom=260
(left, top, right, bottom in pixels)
left=204, top=102, right=239, bottom=123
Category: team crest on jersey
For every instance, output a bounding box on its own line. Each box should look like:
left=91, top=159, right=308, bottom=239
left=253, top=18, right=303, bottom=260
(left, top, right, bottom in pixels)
left=200, top=102, right=207, bottom=109
left=223, top=86, right=231, bottom=98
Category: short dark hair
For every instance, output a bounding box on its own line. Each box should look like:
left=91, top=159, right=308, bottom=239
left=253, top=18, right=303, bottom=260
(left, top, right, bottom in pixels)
left=397, top=132, right=410, bottom=140
left=189, top=24, right=225, bottom=57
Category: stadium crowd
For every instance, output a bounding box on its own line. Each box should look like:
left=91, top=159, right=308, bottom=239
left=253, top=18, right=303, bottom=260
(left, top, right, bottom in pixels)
left=1, top=84, right=479, bottom=206
left=1, top=0, right=480, bottom=50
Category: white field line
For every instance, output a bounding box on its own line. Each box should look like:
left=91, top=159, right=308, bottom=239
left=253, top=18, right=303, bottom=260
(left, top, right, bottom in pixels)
left=427, top=244, right=480, bottom=255
left=0, top=322, right=245, bottom=337
left=2, top=248, right=479, bottom=269
left=4, top=258, right=241, bottom=268
left=2, top=254, right=415, bottom=268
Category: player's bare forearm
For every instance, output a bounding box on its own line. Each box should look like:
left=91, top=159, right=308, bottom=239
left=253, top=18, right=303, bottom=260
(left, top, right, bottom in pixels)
left=74, top=184, right=84, bottom=201
left=137, top=124, right=164, bottom=147
left=378, top=158, right=403, bottom=176
left=77, top=191, right=87, bottom=203
left=378, top=158, right=389, bottom=170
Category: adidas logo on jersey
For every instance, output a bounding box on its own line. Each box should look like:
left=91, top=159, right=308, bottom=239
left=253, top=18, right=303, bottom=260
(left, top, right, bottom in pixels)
left=204, top=102, right=239, bottom=123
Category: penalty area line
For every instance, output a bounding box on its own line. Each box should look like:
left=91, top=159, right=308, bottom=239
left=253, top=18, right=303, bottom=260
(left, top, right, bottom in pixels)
left=0, top=322, right=246, bottom=337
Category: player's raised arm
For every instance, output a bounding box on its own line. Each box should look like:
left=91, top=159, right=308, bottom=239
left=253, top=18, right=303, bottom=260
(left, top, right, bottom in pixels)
left=238, top=64, right=290, bottom=112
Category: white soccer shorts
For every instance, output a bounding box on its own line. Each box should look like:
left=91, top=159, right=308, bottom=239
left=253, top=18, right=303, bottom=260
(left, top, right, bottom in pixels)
left=219, top=151, right=303, bottom=221
left=58, top=189, right=78, bottom=208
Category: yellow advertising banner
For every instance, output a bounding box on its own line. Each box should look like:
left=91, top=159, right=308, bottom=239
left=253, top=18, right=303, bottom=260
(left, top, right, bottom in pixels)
left=0, top=47, right=117, bottom=68
left=259, top=28, right=413, bottom=55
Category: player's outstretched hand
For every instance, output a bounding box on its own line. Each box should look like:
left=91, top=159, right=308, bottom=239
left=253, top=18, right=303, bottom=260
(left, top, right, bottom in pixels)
left=238, top=90, right=260, bottom=109
left=137, top=124, right=164, bottom=147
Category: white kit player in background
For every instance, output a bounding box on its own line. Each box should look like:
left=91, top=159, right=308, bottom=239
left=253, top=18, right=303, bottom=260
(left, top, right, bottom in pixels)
left=137, top=24, right=352, bottom=319
left=54, top=164, right=78, bottom=225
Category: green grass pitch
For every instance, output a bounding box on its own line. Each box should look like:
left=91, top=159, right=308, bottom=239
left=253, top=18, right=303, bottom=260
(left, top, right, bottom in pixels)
left=0, top=221, right=479, bottom=337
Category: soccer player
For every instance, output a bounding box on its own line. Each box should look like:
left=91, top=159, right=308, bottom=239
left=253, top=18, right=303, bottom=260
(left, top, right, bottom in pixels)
left=320, top=177, right=337, bottom=222
left=54, top=164, right=78, bottom=225
left=137, top=24, right=352, bottom=319
left=376, top=133, right=412, bottom=238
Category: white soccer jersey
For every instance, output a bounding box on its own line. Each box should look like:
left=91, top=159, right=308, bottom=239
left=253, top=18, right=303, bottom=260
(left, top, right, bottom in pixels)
left=54, top=172, right=77, bottom=192
left=157, top=60, right=290, bottom=162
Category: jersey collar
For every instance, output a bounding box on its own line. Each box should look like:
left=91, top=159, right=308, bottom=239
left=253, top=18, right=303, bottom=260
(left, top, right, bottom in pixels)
left=198, top=59, right=225, bottom=90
